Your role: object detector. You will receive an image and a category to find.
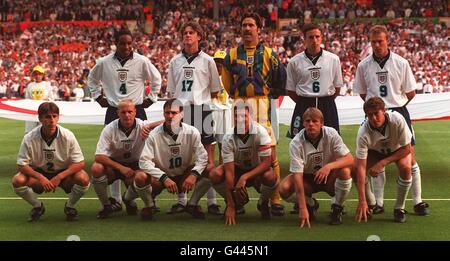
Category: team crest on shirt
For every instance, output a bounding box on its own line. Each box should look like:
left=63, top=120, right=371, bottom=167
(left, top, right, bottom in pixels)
left=310, top=152, right=323, bottom=169
left=123, top=141, right=132, bottom=151
left=44, top=151, right=54, bottom=162
left=377, top=71, right=388, bottom=84
left=184, top=67, right=194, bottom=79
left=238, top=148, right=252, bottom=161
left=170, top=146, right=181, bottom=157
left=310, top=68, right=320, bottom=80
left=118, top=71, right=127, bottom=82
left=247, top=56, right=254, bottom=65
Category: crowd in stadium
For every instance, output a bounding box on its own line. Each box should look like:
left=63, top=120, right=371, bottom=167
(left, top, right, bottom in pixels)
left=0, top=0, right=448, bottom=99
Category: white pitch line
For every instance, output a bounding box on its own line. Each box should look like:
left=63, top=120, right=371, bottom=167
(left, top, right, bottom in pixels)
left=0, top=197, right=449, bottom=201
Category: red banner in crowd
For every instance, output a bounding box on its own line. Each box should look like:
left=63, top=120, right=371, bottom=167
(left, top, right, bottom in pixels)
left=0, top=20, right=126, bottom=32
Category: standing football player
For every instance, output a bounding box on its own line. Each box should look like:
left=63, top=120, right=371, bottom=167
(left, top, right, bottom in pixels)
left=88, top=27, right=162, bottom=212
left=354, top=25, right=429, bottom=216
left=166, top=22, right=222, bottom=217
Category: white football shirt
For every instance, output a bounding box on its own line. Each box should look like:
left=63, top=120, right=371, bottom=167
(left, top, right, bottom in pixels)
left=356, top=111, right=412, bottom=159
left=167, top=51, right=222, bottom=105
left=88, top=52, right=162, bottom=107
left=354, top=51, right=416, bottom=108
left=286, top=50, right=343, bottom=97
left=17, top=125, right=84, bottom=173
left=95, top=118, right=150, bottom=163
left=221, top=122, right=272, bottom=170
left=289, top=126, right=350, bottom=174
left=139, top=123, right=208, bottom=179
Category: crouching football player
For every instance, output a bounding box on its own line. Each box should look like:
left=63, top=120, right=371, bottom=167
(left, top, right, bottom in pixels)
left=12, top=102, right=90, bottom=222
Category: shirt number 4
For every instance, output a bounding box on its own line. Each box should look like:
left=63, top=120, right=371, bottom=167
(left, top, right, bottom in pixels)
left=119, top=83, right=127, bottom=95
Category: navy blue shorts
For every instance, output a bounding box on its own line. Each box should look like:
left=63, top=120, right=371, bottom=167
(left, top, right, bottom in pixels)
left=288, top=95, right=340, bottom=138
left=182, top=104, right=215, bottom=145
left=389, top=106, right=416, bottom=145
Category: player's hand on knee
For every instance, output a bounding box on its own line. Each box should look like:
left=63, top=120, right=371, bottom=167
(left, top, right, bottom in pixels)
left=299, top=208, right=311, bottom=228
left=39, top=176, right=55, bottom=192
left=235, top=177, right=247, bottom=195
left=164, top=178, right=178, bottom=194
left=121, top=167, right=134, bottom=178
left=50, top=175, right=62, bottom=189
left=225, top=207, right=236, bottom=225
left=314, top=165, right=331, bottom=184
left=182, top=175, right=197, bottom=193
left=369, top=162, right=384, bottom=177
left=355, top=201, right=369, bottom=223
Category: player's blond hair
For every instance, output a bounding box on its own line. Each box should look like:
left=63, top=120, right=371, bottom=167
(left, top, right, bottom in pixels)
left=369, top=25, right=389, bottom=39
left=117, top=99, right=136, bottom=110
left=303, top=107, right=324, bottom=124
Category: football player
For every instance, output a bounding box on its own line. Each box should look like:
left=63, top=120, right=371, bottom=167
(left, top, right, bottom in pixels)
left=354, top=25, right=429, bottom=216
left=12, top=102, right=90, bottom=222
left=279, top=107, right=353, bottom=227
left=91, top=99, right=160, bottom=220
left=209, top=103, right=278, bottom=225
left=136, top=99, right=209, bottom=220
left=354, top=97, right=413, bottom=223
left=166, top=22, right=222, bottom=217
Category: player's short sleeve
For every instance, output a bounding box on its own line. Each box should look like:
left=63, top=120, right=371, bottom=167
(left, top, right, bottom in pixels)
left=221, top=134, right=235, bottom=164
left=329, top=128, right=350, bottom=157
left=355, top=126, right=369, bottom=159
left=17, top=136, right=31, bottom=166
left=333, top=56, right=344, bottom=88
left=257, top=125, right=272, bottom=157
left=289, top=137, right=305, bottom=173
left=402, top=60, right=417, bottom=93
left=353, top=62, right=367, bottom=95
left=208, top=58, right=223, bottom=93
left=68, top=132, right=84, bottom=163
left=95, top=125, right=113, bottom=157
left=166, top=58, right=176, bottom=95
left=286, top=58, right=298, bottom=92
left=395, top=113, right=413, bottom=147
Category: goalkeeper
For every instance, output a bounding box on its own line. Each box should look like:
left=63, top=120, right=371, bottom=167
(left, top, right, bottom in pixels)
left=209, top=102, right=278, bottom=225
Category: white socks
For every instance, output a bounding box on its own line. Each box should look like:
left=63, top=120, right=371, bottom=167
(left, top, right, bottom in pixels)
left=14, top=186, right=41, bottom=208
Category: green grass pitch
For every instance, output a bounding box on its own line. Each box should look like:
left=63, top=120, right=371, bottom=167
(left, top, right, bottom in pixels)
left=0, top=118, right=449, bottom=240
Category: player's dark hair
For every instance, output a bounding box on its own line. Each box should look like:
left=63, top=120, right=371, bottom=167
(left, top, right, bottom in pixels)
left=38, top=102, right=59, bottom=118
left=241, top=12, right=262, bottom=28
left=363, top=97, right=386, bottom=114
left=115, top=27, right=133, bottom=42
left=301, top=23, right=322, bottom=35
left=303, top=107, right=324, bottom=124
left=233, top=99, right=252, bottom=115
left=163, top=99, right=183, bottom=112
left=181, top=21, right=204, bottom=41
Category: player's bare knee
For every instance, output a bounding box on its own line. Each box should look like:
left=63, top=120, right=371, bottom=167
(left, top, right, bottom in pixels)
left=279, top=176, right=293, bottom=199
left=90, top=162, right=105, bottom=178
left=338, top=167, right=352, bottom=180
left=262, top=168, right=276, bottom=186
left=398, top=164, right=412, bottom=180
left=209, top=166, right=224, bottom=184
left=12, top=173, right=28, bottom=188
left=74, top=170, right=90, bottom=186
left=134, top=171, right=148, bottom=187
